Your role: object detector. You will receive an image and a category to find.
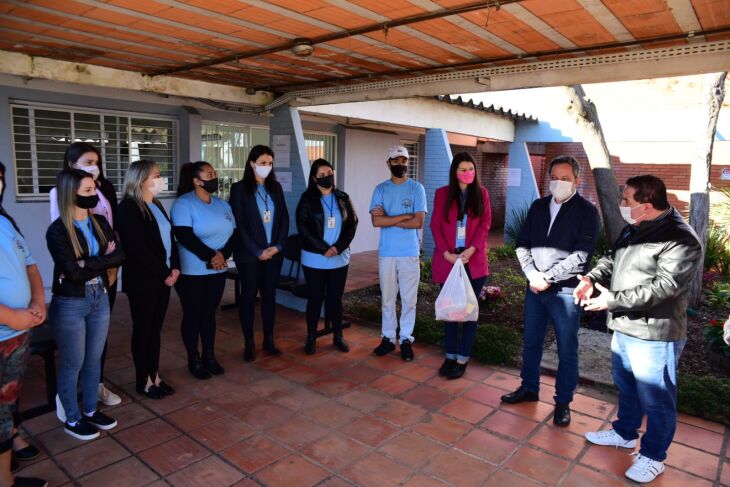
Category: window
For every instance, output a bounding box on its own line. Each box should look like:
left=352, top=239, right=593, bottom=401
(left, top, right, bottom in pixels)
left=401, top=140, right=420, bottom=180
left=201, top=123, right=337, bottom=200
left=11, top=102, right=178, bottom=199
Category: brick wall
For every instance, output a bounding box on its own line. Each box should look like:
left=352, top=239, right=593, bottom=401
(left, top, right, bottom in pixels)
left=450, top=144, right=508, bottom=229
left=540, top=142, right=730, bottom=215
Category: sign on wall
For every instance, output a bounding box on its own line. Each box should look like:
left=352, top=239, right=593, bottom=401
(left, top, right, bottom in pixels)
left=278, top=171, right=293, bottom=192
left=272, top=134, right=291, bottom=168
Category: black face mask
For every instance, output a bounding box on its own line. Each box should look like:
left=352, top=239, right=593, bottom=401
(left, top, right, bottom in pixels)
left=389, top=164, right=408, bottom=178
left=199, top=178, right=219, bottom=194
left=316, top=175, right=334, bottom=189
left=76, top=194, right=100, bottom=209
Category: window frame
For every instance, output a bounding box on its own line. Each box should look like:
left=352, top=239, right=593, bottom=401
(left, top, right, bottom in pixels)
left=400, top=140, right=420, bottom=181
left=10, top=100, right=179, bottom=201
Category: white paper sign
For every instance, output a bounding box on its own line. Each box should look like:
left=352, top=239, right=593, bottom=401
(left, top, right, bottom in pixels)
left=721, top=168, right=730, bottom=181
left=278, top=171, right=293, bottom=192
left=272, top=134, right=291, bottom=168
left=507, top=168, right=522, bottom=187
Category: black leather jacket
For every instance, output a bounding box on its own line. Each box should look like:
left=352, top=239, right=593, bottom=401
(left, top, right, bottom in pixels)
left=587, top=208, right=701, bottom=341
left=296, top=189, right=358, bottom=254
left=46, top=215, right=125, bottom=297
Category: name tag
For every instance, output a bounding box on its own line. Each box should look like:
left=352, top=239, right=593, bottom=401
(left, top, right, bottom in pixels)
left=328, top=216, right=336, bottom=229
left=263, top=210, right=271, bottom=223
left=457, top=225, right=466, bottom=240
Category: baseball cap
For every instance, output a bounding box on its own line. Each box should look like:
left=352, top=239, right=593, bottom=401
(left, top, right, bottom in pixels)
left=387, top=145, right=409, bottom=160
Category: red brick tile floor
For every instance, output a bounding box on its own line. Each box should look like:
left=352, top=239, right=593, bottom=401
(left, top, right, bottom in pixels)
left=15, top=281, right=730, bottom=486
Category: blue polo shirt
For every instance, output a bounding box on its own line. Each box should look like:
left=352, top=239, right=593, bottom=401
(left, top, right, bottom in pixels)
left=369, top=178, right=427, bottom=257
left=148, top=203, right=172, bottom=268
left=255, top=183, right=274, bottom=246
left=301, top=194, right=350, bottom=270
left=171, top=192, right=235, bottom=276
left=0, top=215, right=34, bottom=341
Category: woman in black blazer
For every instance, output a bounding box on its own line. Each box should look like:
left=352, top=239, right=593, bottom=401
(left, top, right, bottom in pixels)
left=117, top=160, right=180, bottom=399
left=229, top=145, right=289, bottom=361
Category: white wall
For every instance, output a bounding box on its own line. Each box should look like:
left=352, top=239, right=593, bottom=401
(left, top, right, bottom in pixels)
left=342, top=129, right=400, bottom=253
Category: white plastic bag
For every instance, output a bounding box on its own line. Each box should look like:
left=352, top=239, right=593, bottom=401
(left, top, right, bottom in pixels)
left=435, top=259, right=479, bottom=322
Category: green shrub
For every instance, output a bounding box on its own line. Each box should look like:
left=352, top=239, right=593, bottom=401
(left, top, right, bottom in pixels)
left=488, top=244, right=517, bottom=261
left=704, top=281, right=730, bottom=310
left=346, top=303, right=380, bottom=324
left=504, top=205, right=530, bottom=244
left=704, top=318, right=730, bottom=357
left=678, top=374, right=730, bottom=425
left=420, top=257, right=432, bottom=283
left=591, top=224, right=609, bottom=267
left=704, top=225, right=730, bottom=276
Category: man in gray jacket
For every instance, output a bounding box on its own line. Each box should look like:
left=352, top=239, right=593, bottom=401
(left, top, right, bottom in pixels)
left=575, top=175, right=701, bottom=484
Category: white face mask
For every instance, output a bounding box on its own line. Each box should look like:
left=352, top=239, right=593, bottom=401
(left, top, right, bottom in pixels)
left=149, top=177, right=166, bottom=196
left=254, top=164, right=272, bottom=179
left=620, top=204, right=644, bottom=225
left=549, top=180, right=574, bottom=202
left=75, top=164, right=100, bottom=181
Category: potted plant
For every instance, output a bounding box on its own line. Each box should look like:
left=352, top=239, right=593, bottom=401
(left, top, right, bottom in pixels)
left=704, top=319, right=730, bottom=376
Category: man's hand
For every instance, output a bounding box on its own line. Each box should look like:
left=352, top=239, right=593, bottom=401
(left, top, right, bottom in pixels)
left=583, top=282, right=610, bottom=311
left=28, top=300, right=46, bottom=323
left=8, top=309, right=44, bottom=330
left=573, top=274, right=595, bottom=305
left=529, top=272, right=550, bottom=292
left=371, top=206, right=385, bottom=217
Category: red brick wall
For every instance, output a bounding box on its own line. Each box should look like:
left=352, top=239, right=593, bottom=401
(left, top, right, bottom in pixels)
left=451, top=144, right=508, bottom=229
left=539, top=142, right=730, bottom=215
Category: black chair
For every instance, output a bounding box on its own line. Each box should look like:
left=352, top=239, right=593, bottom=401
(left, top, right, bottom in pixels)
left=19, top=325, right=57, bottom=421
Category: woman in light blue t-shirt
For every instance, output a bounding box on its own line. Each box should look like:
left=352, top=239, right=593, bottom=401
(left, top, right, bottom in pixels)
left=171, top=161, right=236, bottom=380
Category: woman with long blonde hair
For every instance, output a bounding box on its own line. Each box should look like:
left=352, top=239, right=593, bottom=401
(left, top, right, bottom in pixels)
left=117, top=160, right=179, bottom=399
left=46, top=169, right=124, bottom=441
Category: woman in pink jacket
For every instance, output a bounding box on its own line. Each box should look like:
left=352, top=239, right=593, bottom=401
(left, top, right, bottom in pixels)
left=430, top=152, right=491, bottom=379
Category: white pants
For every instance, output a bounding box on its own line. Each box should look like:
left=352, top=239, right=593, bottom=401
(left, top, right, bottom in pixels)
left=379, top=256, right=420, bottom=343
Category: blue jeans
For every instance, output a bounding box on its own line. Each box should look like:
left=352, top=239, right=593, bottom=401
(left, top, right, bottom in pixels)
left=520, top=286, right=581, bottom=405
left=611, top=331, right=685, bottom=462
left=49, top=283, right=110, bottom=423
left=444, top=275, right=486, bottom=362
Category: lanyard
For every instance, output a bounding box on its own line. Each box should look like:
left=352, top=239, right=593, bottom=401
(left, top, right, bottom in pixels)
left=256, top=186, right=269, bottom=211
left=322, top=193, right=335, bottom=218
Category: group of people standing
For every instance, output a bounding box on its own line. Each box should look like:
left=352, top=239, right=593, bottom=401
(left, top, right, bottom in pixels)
left=0, top=136, right=705, bottom=486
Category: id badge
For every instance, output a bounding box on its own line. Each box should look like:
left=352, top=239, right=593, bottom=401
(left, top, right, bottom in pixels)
left=263, top=210, right=271, bottom=223
left=457, top=224, right=466, bottom=240
left=328, top=216, right=336, bottom=229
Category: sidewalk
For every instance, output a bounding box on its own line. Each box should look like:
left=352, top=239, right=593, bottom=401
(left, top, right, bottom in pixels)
left=14, top=286, right=729, bottom=486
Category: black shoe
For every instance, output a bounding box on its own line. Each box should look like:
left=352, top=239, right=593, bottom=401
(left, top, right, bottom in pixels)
left=188, top=353, right=212, bottom=380
left=202, top=351, right=225, bottom=375
left=400, top=340, right=414, bottom=362
left=373, top=337, right=396, bottom=356
left=447, top=362, right=468, bottom=380
left=11, top=456, right=19, bottom=473
left=553, top=403, right=571, bottom=427
left=305, top=335, right=316, bottom=355
left=243, top=346, right=255, bottom=362
left=83, top=410, right=118, bottom=431
left=500, top=387, right=539, bottom=404
left=137, top=384, right=166, bottom=400
left=12, top=476, right=48, bottom=487
left=438, top=358, right=457, bottom=377
left=333, top=332, right=349, bottom=353
left=64, top=419, right=99, bottom=441
left=263, top=337, right=282, bottom=356
left=157, top=381, right=175, bottom=396
left=13, top=439, right=40, bottom=461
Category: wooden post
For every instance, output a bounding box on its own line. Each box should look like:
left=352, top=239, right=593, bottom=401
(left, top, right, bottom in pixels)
left=563, top=85, right=624, bottom=245
left=689, top=72, right=727, bottom=308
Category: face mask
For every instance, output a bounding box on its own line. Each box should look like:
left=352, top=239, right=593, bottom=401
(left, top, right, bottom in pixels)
left=549, top=180, right=574, bottom=201
left=75, top=164, right=100, bottom=181
left=456, top=170, right=475, bottom=185
left=149, top=177, right=165, bottom=196
left=389, top=163, right=407, bottom=178
left=254, top=164, right=272, bottom=179
left=76, top=193, right=99, bottom=209
left=316, top=174, right=334, bottom=189
left=198, top=178, right=219, bottom=194
left=620, top=204, right=644, bottom=225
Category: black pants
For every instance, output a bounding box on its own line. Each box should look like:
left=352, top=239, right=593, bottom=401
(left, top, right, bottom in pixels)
left=236, top=258, right=283, bottom=344
left=128, top=283, right=170, bottom=390
left=99, top=282, right=116, bottom=380
left=175, top=274, right=226, bottom=356
left=302, top=265, right=349, bottom=336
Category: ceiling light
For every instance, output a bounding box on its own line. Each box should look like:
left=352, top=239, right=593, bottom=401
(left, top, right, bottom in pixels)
left=291, top=39, right=314, bottom=57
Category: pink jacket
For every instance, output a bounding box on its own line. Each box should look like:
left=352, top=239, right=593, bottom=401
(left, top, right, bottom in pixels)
left=430, top=186, right=492, bottom=284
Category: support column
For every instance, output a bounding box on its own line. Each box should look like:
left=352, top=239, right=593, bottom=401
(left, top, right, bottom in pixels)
left=422, top=128, right=453, bottom=257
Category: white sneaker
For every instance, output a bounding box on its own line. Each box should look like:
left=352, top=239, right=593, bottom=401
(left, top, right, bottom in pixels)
left=625, top=453, right=665, bottom=483
left=98, top=383, right=122, bottom=406
left=55, top=394, right=66, bottom=423
left=584, top=429, right=637, bottom=448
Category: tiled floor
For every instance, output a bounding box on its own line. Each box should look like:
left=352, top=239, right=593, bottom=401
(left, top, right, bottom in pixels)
left=15, top=284, right=730, bottom=486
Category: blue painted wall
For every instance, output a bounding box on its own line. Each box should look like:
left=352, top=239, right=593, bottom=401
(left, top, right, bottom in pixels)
left=422, top=128, right=453, bottom=258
